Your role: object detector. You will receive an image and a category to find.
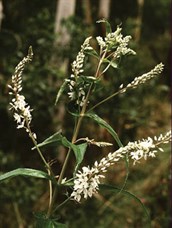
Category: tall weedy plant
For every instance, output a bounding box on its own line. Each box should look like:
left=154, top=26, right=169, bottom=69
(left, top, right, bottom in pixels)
left=1, top=20, right=171, bottom=227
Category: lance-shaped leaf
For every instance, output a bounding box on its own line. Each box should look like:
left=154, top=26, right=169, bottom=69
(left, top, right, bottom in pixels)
left=84, top=48, right=99, bottom=59
left=0, top=168, right=54, bottom=183
left=55, top=80, right=68, bottom=105
left=99, top=184, right=150, bottom=224
left=78, top=75, right=98, bottom=84
left=33, top=131, right=87, bottom=171
left=84, top=114, right=129, bottom=192
left=36, top=220, right=67, bottom=228
left=32, top=130, right=62, bottom=149
left=103, top=58, right=118, bottom=69
left=85, top=113, right=123, bottom=147
left=119, top=155, right=129, bottom=194
left=73, top=143, right=88, bottom=173
left=96, top=19, right=112, bottom=35
left=34, top=212, right=67, bottom=228
left=60, top=138, right=87, bottom=171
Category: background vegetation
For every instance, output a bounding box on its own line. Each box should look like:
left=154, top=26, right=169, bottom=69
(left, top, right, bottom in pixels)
left=0, top=0, right=170, bottom=227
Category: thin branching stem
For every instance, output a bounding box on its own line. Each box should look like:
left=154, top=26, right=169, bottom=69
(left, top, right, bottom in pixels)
left=27, top=125, right=49, bottom=169
left=57, top=84, right=93, bottom=185
left=57, top=50, right=107, bottom=185
left=53, top=197, right=72, bottom=213
left=88, top=91, right=119, bottom=112
left=100, top=56, right=116, bottom=76
left=47, top=169, right=53, bottom=217
left=26, top=121, right=54, bottom=218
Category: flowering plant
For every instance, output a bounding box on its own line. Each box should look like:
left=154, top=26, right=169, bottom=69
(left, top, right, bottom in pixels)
left=0, top=20, right=171, bottom=227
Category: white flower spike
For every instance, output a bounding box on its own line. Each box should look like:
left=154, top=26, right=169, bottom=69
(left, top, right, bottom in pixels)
left=71, top=131, right=171, bottom=202
left=8, top=47, right=36, bottom=139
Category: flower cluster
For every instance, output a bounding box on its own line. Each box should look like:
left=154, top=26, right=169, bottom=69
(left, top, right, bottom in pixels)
left=114, top=35, right=136, bottom=58
left=119, top=63, right=164, bottom=93
left=10, top=95, right=33, bottom=129
left=71, top=131, right=171, bottom=202
left=8, top=47, right=36, bottom=139
left=67, top=37, right=93, bottom=107
left=71, top=37, right=93, bottom=77
left=71, top=166, right=104, bottom=202
left=96, top=26, right=136, bottom=58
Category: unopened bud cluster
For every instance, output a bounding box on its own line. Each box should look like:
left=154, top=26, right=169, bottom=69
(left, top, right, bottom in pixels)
left=119, top=63, right=164, bottom=93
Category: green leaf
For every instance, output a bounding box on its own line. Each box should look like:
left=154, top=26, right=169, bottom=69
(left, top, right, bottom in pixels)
left=55, top=80, right=68, bottom=105
left=33, top=130, right=78, bottom=151
left=84, top=48, right=99, bottom=59
left=35, top=212, right=67, bottom=228
left=96, top=19, right=112, bottom=35
left=99, top=184, right=151, bottom=225
left=118, top=155, right=129, bottom=194
left=0, top=168, right=53, bottom=183
left=103, top=58, right=118, bottom=69
left=60, top=138, right=87, bottom=171
left=78, top=75, right=98, bottom=84
left=33, top=131, right=87, bottom=171
left=86, top=113, right=123, bottom=147
left=74, top=143, right=88, bottom=173
left=109, top=61, right=118, bottom=69
left=75, top=143, right=88, bottom=164
left=32, top=130, right=62, bottom=149
left=36, top=220, right=67, bottom=228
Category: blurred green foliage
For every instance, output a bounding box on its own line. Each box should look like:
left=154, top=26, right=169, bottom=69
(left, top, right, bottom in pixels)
left=0, top=0, right=170, bottom=227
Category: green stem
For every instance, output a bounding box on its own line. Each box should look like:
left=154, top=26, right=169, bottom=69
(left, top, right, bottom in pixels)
left=53, top=197, right=72, bottom=213
left=13, top=202, right=23, bottom=228
left=58, top=50, right=107, bottom=184
left=96, top=50, right=107, bottom=78
left=26, top=122, right=54, bottom=218
left=29, top=130, right=49, bottom=169
left=100, top=56, right=116, bottom=76
left=57, top=84, right=93, bottom=185
left=46, top=47, right=108, bottom=217
left=88, top=90, right=119, bottom=112
left=47, top=169, right=53, bottom=217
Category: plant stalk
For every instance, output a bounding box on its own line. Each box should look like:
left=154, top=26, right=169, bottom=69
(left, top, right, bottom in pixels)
left=58, top=50, right=107, bottom=184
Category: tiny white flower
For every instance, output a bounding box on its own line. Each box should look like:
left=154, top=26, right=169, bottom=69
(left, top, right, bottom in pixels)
left=13, top=113, right=21, bottom=123
left=96, top=36, right=106, bottom=48
left=68, top=91, right=76, bottom=100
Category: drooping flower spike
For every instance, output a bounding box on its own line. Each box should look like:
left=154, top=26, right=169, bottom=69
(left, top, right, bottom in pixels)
left=71, top=131, right=171, bottom=202
left=8, top=47, right=36, bottom=139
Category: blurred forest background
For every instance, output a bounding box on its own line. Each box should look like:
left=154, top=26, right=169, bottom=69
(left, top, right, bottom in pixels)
left=0, top=0, right=171, bottom=227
